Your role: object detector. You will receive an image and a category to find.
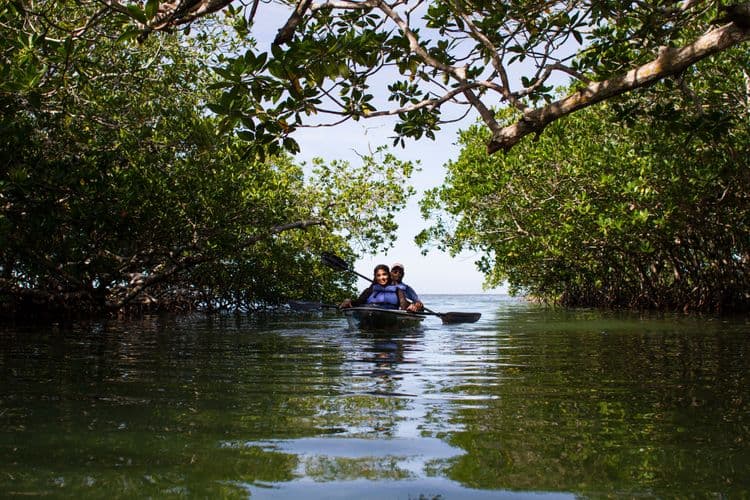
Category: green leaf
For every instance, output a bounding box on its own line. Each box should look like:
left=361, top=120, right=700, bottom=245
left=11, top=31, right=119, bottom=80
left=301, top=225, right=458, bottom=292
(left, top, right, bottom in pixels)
left=126, top=4, right=148, bottom=24
left=267, top=61, right=285, bottom=79
left=237, top=130, right=255, bottom=141
left=206, top=102, right=228, bottom=115
left=213, top=66, right=237, bottom=82
left=116, top=29, right=141, bottom=44
left=283, top=137, right=300, bottom=154
left=145, top=0, right=159, bottom=20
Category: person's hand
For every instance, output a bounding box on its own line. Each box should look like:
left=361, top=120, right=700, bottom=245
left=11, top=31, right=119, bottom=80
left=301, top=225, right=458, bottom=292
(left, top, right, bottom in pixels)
left=407, top=301, right=423, bottom=312
left=339, top=298, right=353, bottom=309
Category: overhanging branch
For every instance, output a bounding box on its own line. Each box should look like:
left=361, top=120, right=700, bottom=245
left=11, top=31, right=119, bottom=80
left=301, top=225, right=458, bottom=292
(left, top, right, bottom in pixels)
left=487, top=21, right=750, bottom=154
left=274, top=0, right=314, bottom=46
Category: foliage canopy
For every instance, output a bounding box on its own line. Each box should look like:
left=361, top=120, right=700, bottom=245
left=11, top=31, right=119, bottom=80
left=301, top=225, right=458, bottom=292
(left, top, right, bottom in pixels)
left=5, top=1, right=750, bottom=314
left=0, top=2, right=415, bottom=317
left=419, top=46, right=750, bottom=311
left=101, top=0, right=750, bottom=155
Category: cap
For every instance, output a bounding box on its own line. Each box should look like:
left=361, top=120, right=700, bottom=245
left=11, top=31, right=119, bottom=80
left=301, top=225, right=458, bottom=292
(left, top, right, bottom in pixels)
left=391, top=262, right=405, bottom=271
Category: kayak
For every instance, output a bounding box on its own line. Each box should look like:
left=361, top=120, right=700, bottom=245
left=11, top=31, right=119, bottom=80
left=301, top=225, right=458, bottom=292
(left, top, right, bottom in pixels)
left=343, top=306, right=427, bottom=331
left=343, top=307, right=427, bottom=330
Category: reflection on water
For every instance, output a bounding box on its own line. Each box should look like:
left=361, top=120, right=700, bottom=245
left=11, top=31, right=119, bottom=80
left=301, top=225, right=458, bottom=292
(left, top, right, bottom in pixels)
left=1, top=296, right=749, bottom=497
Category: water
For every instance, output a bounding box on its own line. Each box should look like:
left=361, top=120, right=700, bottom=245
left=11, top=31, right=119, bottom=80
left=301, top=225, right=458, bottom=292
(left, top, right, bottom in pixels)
left=1, top=295, right=749, bottom=497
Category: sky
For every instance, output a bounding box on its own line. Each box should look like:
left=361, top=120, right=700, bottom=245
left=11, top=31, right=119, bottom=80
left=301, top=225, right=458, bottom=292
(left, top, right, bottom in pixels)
left=291, top=118, right=505, bottom=295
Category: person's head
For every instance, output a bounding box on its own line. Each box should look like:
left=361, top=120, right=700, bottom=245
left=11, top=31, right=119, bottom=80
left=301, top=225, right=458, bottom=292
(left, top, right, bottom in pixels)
left=373, top=264, right=391, bottom=286
left=390, top=263, right=404, bottom=283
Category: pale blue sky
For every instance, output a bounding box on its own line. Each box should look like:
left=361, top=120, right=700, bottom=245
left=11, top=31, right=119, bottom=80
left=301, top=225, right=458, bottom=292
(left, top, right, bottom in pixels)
left=292, top=119, right=505, bottom=294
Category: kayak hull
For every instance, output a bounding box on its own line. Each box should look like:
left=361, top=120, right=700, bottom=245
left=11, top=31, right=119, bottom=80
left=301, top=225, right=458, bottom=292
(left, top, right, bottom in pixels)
left=343, top=306, right=427, bottom=331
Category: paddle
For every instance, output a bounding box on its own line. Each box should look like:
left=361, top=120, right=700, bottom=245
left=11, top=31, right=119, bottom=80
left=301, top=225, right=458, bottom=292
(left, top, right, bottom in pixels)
left=321, top=252, right=481, bottom=324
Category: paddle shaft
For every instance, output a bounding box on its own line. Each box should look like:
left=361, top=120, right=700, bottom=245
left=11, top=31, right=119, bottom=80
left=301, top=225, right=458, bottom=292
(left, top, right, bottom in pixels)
left=420, top=305, right=440, bottom=316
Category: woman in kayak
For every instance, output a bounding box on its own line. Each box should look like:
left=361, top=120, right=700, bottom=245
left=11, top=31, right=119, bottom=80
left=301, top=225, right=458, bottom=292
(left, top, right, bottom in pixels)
left=339, top=264, right=409, bottom=310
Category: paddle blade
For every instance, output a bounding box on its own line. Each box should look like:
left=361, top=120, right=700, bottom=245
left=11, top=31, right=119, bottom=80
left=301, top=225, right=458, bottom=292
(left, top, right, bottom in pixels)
left=321, top=252, right=349, bottom=271
left=439, top=312, right=482, bottom=324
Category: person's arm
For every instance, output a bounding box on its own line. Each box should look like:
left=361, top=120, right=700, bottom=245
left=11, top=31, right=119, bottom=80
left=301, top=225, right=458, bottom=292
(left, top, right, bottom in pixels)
left=351, top=285, right=373, bottom=306
left=405, top=285, right=423, bottom=312
left=397, top=288, right=409, bottom=310
left=340, top=286, right=372, bottom=308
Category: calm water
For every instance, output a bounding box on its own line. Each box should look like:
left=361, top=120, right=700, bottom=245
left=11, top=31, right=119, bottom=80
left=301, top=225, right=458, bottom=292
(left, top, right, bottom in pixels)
left=1, top=295, right=749, bottom=498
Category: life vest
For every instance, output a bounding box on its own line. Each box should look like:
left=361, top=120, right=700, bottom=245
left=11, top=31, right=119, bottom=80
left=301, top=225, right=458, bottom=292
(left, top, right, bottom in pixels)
left=366, top=284, right=405, bottom=309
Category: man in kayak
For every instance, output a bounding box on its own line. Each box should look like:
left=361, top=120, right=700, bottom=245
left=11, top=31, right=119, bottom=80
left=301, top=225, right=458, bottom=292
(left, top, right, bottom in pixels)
left=339, top=264, right=410, bottom=310
left=390, top=263, right=424, bottom=313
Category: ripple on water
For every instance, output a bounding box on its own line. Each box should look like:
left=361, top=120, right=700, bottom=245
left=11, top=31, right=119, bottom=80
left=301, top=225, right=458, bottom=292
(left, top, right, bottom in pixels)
left=2, top=296, right=750, bottom=498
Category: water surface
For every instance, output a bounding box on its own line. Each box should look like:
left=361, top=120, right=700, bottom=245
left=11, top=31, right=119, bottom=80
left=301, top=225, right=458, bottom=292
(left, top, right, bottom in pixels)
left=1, top=295, right=749, bottom=497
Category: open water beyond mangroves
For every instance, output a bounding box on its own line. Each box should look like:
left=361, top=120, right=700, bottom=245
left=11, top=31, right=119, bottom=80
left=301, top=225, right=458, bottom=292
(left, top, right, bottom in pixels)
left=1, top=295, right=749, bottom=498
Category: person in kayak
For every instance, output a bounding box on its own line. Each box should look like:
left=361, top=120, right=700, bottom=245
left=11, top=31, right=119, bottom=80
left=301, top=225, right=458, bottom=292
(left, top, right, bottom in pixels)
left=390, top=262, right=424, bottom=313
left=339, top=264, right=409, bottom=310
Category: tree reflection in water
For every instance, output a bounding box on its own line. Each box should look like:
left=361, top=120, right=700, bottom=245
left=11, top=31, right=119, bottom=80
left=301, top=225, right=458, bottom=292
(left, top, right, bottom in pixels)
left=2, top=299, right=750, bottom=498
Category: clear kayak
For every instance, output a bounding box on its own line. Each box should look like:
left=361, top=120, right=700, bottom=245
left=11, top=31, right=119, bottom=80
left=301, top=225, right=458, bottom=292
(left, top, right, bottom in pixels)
left=343, top=306, right=427, bottom=331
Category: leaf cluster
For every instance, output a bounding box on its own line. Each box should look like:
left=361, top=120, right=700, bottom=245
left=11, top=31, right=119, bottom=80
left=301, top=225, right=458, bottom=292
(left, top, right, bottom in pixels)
left=203, top=0, right=725, bottom=154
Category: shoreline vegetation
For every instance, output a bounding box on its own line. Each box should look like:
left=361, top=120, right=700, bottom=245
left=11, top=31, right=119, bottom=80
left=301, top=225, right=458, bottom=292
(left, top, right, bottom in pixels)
left=2, top=4, right=749, bottom=320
